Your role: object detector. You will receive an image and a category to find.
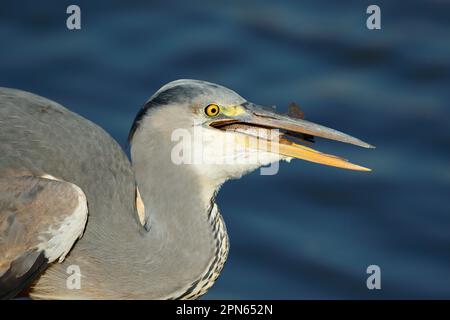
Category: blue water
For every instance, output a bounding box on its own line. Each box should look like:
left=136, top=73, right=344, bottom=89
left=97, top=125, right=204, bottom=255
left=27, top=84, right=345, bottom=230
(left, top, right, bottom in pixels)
left=1, top=0, right=449, bottom=299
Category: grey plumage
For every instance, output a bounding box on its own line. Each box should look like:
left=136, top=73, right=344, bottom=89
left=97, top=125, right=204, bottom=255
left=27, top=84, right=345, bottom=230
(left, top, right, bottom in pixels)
left=0, top=80, right=373, bottom=299
left=0, top=251, right=47, bottom=299
left=0, top=85, right=227, bottom=299
left=0, top=176, right=86, bottom=298
left=129, top=80, right=240, bottom=142
left=0, top=88, right=138, bottom=298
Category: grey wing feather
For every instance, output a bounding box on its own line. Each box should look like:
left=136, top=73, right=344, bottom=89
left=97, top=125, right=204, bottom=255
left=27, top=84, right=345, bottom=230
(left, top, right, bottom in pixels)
left=0, top=176, right=88, bottom=299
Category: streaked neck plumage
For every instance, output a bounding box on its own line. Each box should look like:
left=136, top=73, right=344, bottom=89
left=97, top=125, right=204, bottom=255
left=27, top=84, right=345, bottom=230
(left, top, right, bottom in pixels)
left=130, top=116, right=229, bottom=299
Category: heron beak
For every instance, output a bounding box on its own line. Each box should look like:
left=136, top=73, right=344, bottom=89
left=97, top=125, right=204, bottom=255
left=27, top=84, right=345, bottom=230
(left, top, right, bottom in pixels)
left=210, top=102, right=375, bottom=171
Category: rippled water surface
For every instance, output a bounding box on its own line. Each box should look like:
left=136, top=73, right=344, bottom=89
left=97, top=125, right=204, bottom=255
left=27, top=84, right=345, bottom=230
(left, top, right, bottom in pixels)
left=1, top=0, right=449, bottom=298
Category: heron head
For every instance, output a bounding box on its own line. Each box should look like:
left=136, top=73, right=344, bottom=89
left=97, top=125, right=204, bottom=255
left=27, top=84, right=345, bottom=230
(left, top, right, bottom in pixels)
left=129, top=79, right=374, bottom=187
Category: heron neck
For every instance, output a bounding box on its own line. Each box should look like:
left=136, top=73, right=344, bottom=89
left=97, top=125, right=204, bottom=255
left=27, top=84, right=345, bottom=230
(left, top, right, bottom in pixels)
left=130, top=142, right=225, bottom=299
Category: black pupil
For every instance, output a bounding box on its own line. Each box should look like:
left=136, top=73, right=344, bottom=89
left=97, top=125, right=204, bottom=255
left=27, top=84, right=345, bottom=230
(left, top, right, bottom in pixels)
left=210, top=107, right=216, bottom=114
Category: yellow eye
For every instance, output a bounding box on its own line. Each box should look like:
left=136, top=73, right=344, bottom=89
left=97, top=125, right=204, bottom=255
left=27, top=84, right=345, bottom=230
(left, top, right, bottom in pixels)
left=204, top=104, right=220, bottom=117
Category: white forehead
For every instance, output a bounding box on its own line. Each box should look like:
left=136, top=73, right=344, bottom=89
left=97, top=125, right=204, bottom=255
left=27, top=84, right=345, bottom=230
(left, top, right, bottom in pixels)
left=129, top=79, right=246, bottom=142
left=153, top=79, right=246, bottom=106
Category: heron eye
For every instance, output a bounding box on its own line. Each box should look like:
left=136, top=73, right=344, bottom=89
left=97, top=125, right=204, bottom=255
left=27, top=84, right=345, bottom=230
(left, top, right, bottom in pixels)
left=204, top=104, right=220, bottom=117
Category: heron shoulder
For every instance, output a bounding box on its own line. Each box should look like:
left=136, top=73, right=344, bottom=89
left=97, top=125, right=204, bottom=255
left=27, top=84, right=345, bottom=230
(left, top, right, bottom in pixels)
left=0, top=175, right=88, bottom=299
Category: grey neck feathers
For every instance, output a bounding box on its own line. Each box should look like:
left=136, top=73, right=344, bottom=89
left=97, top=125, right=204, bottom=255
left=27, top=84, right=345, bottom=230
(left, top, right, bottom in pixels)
left=127, top=131, right=229, bottom=299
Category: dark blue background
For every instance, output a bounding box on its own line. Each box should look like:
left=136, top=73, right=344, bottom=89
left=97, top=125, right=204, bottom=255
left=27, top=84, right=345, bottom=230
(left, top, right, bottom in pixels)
left=1, top=0, right=449, bottom=298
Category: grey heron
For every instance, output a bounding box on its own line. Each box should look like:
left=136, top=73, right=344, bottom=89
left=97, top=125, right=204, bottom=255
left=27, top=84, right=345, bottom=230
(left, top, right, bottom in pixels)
left=0, top=79, right=373, bottom=299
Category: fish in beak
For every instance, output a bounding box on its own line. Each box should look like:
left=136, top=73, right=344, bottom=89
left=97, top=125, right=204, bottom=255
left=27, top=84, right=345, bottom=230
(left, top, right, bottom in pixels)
left=209, top=102, right=375, bottom=171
